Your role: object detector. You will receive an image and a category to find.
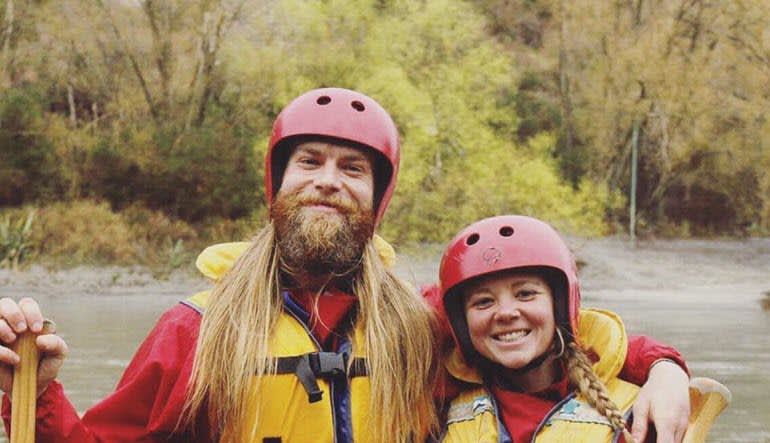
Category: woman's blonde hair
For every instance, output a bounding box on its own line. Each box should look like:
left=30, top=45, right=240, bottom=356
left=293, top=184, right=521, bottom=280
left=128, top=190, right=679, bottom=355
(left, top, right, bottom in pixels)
left=564, top=341, right=637, bottom=443
left=182, top=223, right=438, bottom=442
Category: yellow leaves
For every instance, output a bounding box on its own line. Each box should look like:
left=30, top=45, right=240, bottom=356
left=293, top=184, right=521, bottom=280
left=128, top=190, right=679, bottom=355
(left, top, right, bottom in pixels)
left=384, top=126, right=611, bottom=242
left=19, top=0, right=770, bottom=243
left=31, top=201, right=137, bottom=265
left=558, top=0, right=768, bottom=230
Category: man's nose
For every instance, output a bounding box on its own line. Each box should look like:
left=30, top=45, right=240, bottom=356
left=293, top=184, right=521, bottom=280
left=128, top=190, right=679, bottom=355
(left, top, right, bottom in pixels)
left=313, top=162, right=342, bottom=193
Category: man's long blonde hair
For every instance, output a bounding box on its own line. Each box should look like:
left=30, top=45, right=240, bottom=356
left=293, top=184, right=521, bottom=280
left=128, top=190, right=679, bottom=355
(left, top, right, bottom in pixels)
left=183, top=223, right=438, bottom=442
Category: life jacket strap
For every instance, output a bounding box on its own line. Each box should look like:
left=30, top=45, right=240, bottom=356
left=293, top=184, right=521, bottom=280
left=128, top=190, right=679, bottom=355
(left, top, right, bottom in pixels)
left=273, top=352, right=368, bottom=403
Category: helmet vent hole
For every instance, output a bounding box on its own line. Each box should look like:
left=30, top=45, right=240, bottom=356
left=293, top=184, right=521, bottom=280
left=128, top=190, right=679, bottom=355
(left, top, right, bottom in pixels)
left=466, top=233, right=480, bottom=245
left=351, top=100, right=365, bottom=112
left=499, top=226, right=514, bottom=237
left=317, top=96, right=332, bottom=105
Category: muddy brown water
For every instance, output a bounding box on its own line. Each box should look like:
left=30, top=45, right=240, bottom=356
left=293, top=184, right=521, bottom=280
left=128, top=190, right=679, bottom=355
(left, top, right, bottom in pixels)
left=0, top=237, right=768, bottom=442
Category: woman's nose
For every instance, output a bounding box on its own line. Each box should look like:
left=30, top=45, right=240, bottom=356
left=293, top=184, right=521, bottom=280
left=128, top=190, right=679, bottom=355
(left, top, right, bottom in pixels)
left=494, top=298, right=520, bottom=321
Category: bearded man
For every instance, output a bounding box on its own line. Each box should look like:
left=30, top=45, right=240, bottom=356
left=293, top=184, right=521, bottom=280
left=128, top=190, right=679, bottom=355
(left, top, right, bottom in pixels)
left=0, top=88, right=438, bottom=443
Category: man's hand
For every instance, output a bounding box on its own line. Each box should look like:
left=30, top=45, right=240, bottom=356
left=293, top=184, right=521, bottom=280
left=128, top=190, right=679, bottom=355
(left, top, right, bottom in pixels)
left=0, top=297, right=68, bottom=397
left=631, top=359, right=690, bottom=443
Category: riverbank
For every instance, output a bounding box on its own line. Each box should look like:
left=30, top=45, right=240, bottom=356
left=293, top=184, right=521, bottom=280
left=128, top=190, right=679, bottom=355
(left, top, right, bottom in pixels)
left=3, top=236, right=769, bottom=301
left=573, top=236, right=770, bottom=295
left=394, top=236, right=770, bottom=300
left=0, top=264, right=208, bottom=298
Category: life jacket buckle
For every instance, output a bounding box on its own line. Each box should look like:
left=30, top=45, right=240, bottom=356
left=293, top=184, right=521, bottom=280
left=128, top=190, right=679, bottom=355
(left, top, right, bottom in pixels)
left=310, top=351, right=349, bottom=379
left=273, top=352, right=354, bottom=403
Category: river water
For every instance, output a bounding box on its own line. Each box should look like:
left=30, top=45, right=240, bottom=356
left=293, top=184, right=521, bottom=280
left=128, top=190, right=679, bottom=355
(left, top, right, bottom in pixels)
left=0, top=237, right=768, bottom=442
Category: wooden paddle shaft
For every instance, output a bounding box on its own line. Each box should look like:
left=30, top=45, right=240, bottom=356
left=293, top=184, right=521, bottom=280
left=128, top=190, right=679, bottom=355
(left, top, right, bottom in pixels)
left=10, top=321, right=54, bottom=443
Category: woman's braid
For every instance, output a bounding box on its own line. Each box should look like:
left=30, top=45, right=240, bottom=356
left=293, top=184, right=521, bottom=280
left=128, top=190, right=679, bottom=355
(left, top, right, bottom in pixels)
left=564, top=341, right=637, bottom=443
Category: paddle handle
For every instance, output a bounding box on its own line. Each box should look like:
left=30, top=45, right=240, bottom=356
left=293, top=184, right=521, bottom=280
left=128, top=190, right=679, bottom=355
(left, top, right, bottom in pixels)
left=10, top=321, right=54, bottom=443
left=682, top=377, right=732, bottom=443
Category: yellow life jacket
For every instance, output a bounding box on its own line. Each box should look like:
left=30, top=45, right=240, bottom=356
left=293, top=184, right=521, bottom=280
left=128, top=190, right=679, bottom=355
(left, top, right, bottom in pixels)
left=185, top=291, right=371, bottom=443
left=184, top=237, right=397, bottom=443
left=441, top=308, right=640, bottom=443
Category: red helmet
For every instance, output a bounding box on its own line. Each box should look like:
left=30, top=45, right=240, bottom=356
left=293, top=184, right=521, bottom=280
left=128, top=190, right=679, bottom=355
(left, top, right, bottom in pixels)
left=265, top=87, right=400, bottom=225
left=439, top=215, right=581, bottom=360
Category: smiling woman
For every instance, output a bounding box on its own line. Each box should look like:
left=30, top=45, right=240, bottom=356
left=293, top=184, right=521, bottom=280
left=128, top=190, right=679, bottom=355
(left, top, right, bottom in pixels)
left=430, top=215, right=694, bottom=443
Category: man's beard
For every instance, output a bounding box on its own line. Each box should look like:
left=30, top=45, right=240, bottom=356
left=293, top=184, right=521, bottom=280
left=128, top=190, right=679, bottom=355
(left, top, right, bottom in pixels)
left=272, top=189, right=375, bottom=282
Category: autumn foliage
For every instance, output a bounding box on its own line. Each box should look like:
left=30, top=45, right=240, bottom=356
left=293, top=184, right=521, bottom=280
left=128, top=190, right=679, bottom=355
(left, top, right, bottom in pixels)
left=1, top=0, right=767, bottom=267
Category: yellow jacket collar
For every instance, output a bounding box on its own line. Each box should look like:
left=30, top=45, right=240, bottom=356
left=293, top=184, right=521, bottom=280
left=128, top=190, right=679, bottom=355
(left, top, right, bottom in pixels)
left=195, top=234, right=397, bottom=281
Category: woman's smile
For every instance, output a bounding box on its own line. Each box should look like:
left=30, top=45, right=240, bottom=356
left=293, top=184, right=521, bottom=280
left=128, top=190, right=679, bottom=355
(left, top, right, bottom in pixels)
left=493, top=329, right=531, bottom=343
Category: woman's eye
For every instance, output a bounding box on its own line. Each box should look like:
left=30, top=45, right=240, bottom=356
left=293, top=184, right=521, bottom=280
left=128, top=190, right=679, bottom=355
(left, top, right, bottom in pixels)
left=517, top=290, right=537, bottom=299
left=471, top=297, right=493, bottom=308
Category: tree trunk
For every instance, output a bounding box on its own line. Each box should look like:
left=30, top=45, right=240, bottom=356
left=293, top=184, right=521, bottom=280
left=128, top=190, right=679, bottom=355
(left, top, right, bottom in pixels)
left=1, top=0, right=15, bottom=85
left=96, top=0, right=160, bottom=125
left=189, top=1, right=247, bottom=128
left=143, top=0, right=174, bottom=116
left=194, top=11, right=220, bottom=128
left=558, top=0, right=577, bottom=184
left=67, top=83, right=77, bottom=125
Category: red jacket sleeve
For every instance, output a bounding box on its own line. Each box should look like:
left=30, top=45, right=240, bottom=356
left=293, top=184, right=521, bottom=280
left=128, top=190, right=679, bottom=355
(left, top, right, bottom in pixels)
left=620, top=334, right=690, bottom=386
left=2, top=303, right=211, bottom=443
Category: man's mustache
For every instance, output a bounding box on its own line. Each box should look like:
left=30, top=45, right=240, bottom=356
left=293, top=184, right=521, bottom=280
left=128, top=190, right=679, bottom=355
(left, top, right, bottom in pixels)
left=295, top=194, right=357, bottom=214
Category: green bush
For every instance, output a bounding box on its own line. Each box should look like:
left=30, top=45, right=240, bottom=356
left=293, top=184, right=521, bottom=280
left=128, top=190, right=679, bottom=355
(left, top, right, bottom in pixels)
left=79, top=122, right=260, bottom=223
left=13, top=199, right=263, bottom=271
left=0, top=210, right=36, bottom=270
left=31, top=201, right=138, bottom=265
left=142, top=123, right=260, bottom=221
left=0, top=89, right=61, bottom=205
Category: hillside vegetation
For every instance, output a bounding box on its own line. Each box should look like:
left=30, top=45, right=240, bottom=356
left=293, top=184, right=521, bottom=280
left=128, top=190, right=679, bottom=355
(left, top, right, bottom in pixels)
left=1, top=0, right=768, bottom=267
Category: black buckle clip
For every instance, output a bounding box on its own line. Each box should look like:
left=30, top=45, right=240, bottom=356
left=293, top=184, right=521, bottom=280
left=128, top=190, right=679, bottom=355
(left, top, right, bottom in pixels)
left=311, top=351, right=349, bottom=379
left=294, top=352, right=349, bottom=403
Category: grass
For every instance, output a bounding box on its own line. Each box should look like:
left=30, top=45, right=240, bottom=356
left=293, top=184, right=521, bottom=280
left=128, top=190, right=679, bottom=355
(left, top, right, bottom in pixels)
left=0, top=200, right=263, bottom=277
left=0, top=210, right=36, bottom=270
